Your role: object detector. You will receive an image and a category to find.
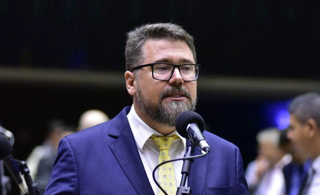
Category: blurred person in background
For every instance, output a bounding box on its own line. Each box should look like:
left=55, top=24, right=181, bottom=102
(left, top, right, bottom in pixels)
left=77, top=109, right=109, bottom=131
left=26, top=120, right=67, bottom=179
left=287, top=92, right=320, bottom=195
left=282, top=128, right=311, bottom=195
left=246, top=127, right=292, bottom=195
left=26, top=119, right=74, bottom=194
left=34, top=124, right=74, bottom=194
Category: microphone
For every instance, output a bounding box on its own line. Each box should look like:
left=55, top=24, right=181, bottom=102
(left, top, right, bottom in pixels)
left=0, top=125, right=15, bottom=146
left=0, top=134, right=27, bottom=194
left=176, top=111, right=210, bottom=152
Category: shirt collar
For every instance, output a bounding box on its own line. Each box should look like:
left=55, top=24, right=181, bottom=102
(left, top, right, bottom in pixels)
left=312, top=155, right=320, bottom=173
left=127, top=105, right=186, bottom=152
left=275, top=154, right=292, bottom=169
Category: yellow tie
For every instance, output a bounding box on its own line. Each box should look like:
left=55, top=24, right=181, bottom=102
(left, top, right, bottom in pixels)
left=151, top=135, right=179, bottom=195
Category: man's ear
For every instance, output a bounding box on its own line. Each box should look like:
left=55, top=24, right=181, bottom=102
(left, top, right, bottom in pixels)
left=125, top=71, right=136, bottom=96
left=306, top=118, right=319, bottom=137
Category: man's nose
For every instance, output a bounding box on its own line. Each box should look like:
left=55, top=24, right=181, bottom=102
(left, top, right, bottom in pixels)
left=172, top=67, right=183, bottom=79
left=169, top=67, right=184, bottom=85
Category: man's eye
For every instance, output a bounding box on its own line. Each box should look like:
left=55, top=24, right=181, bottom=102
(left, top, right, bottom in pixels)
left=181, top=65, right=194, bottom=72
left=155, top=65, right=170, bottom=71
left=181, top=67, right=191, bottom=71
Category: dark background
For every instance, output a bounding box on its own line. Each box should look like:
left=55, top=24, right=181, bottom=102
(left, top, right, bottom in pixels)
left=1, top=0, right=320, bottom=78
left=0, top=0, right=320, bottom=189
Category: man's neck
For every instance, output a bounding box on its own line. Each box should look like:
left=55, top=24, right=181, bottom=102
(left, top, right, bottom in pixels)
left=142, top=118, right=175, bottom=136
left=311, top=138, right=320, bottom=160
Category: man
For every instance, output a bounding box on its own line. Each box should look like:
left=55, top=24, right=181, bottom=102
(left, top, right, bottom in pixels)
left=44, top=23, right=249, bottom=195
left=287, top=92, right=320, bottom=195
left=27, top=120, right=74, bottom=194
left=282, top=128, right=311, bottom=195
left=27, top=120, right=67, bottom=180
left=246, top=128, right=291, bottom=195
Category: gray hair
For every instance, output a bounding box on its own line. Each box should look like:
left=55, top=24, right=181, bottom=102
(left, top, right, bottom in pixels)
left=125, top=23, right=197, bottom=71
left=289, top=92, right=320, bottom=125
left=257, top=127, right=281, bottom=146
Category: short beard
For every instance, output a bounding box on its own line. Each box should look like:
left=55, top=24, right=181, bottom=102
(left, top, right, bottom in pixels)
left=136, top=85, right=197, bottom=127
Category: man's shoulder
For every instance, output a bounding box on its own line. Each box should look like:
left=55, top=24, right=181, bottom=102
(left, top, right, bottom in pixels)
left=204, top=130, right=238, bottom=150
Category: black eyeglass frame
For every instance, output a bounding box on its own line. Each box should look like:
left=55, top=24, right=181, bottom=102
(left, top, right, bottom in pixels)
left=131, top=63, right=201, bottom=81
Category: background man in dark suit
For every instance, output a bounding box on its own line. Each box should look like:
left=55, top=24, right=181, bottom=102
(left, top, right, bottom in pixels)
left=44, top=23, right=249, bottom=195
left=282, top=128, right=311, bottom=195
left=287, top=92, right=320, bottom=195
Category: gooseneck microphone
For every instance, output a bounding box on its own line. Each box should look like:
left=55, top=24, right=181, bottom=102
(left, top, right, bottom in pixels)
left=176, top=111, right=210, bottom=152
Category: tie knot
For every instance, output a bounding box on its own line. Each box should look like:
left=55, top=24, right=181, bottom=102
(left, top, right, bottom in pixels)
left=151, top=135, right=179, bottom=151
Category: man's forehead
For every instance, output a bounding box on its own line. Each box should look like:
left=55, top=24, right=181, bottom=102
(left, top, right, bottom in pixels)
left=142, top=39, right=189, bottom=50
left=260, top=141, right=276, bottom=147
left=141, top=39, right=194, bottom=63
left=289, top=114, right=299, bottom=123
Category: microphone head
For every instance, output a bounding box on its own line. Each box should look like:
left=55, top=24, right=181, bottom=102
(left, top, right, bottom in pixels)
left=0, top=134, right=12, bottom=159
left=176, top=111, right=205, bottom=138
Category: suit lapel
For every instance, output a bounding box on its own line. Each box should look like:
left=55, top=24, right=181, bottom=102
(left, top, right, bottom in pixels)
left=108, top=108, right=154, bottom=195
left=107, top=107, right=209, bottom=194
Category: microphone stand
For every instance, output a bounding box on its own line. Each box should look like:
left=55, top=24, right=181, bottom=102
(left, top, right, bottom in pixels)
left=0, top=160, right=10, bottom=195
left=176, top=143, right=194, bottom=195
left=4, top=158, right=40, bottom=195
left=19, top=161, right=40, bottom=195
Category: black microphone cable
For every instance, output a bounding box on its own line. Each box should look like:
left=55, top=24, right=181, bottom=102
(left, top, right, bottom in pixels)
left=152, top=150, right=209, bottom=195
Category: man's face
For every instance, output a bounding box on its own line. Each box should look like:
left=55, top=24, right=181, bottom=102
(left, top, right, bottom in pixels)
left=287, top=114, right=311, bottom=157
left=128, top=39, right=197, bottom=127
left=258, top=141, right=281, bottom=165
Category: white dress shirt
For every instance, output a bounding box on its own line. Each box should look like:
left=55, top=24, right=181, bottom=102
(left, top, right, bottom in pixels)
left=307, top=155, right=320, bottom=195
left=253, top=154, right=292, bottom=195
left=127, top=105, right=187, bottom=195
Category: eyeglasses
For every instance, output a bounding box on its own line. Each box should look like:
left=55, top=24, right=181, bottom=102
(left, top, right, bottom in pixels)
left=131, top=63, right=200, bottom=81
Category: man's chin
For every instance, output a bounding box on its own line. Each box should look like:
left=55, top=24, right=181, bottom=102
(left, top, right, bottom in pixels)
left=161, top=102, right=189, bottom=113
left=162, top=98, right=191, bottom=107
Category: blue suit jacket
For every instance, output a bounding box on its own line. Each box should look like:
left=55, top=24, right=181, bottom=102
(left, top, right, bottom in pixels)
left=283, top=160, right=311, bottom=195
left=44, top=107, right=249, bottom=195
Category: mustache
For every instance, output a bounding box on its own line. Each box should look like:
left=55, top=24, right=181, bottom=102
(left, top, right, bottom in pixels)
left=160, top=86, right=192, bottom=100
